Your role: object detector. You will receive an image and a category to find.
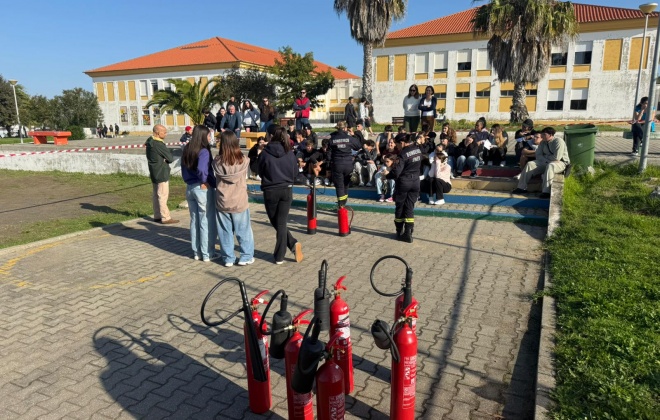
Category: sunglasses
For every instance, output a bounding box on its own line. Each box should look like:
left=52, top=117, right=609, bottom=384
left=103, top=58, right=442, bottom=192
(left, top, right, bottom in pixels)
left=301, top=91, right=306, bottom=94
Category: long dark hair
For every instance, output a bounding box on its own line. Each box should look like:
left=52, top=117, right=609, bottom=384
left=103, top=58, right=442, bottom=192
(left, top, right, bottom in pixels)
left=407, top=84, right=420, bottom=99
left=182, top=125, right=210, bottom=170
left=218, top=131, right=244, bottom=166
left=638, top=96, right=649, bottom=107
left=271, top=127, right=292, bottom=153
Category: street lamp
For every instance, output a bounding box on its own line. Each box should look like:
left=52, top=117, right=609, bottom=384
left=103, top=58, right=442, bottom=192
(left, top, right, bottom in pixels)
left=633, top=4, right=657, bottom=114
left=8, top=79, right=23, bottom=144
left=639, top=6, right=660, bottom=173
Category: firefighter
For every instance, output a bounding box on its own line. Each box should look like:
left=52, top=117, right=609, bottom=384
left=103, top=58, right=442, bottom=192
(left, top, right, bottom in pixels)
left=328, top=121, right=362, bottom=207
left=387, top=133, right=422, bottom=243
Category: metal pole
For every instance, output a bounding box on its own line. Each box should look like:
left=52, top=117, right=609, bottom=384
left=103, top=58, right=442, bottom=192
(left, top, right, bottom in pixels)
left=10, top=83, right=23, bottom=144
left=639, top=17, right=660, bottom=173
left=633, top=14, right=650, bottom=116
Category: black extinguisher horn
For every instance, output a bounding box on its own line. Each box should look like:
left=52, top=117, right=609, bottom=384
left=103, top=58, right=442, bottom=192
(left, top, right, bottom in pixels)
left=314, top=260, right=331, bottom=331
left=403, top=265, right=413, bottom=309
left=291, top=317, right=325, bottom=394
left=259, top=289, right=293, bottom=360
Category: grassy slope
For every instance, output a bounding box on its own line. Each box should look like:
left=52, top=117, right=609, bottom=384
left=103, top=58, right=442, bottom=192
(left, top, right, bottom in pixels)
left=547, top=163, right=660, bottom=419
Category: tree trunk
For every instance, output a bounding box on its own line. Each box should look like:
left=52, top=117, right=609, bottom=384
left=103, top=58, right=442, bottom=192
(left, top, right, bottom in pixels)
left=362, top=42, right=373, bottom=105
left=510, top=82, right=529, bottom=123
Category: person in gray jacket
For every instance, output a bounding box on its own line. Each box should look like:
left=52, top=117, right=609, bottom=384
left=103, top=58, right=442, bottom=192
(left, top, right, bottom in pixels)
left=512, top=127, right=569, bottom=199
left=219, top=105, right=243, bottom=139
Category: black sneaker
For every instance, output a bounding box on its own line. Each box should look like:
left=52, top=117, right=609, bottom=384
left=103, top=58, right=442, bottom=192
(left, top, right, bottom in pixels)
left=511, top=188, right=528, bottom=194
left=469, top=171, right=477, bottom=178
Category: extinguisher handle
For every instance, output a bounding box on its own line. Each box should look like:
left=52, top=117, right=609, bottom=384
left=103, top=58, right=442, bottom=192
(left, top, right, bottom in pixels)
left=326, top=331, right=344, bottom=351
left=402, top=302, right=419, bottom=319
left=251, top=289, right=270, bottom=307
left=293, top=309, right=314, bottom=324
left=334, top=276, right=348, bottom=291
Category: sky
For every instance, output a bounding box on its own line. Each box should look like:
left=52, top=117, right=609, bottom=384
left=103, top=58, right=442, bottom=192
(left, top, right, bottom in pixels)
left=1, top=0, right=637, bottom=98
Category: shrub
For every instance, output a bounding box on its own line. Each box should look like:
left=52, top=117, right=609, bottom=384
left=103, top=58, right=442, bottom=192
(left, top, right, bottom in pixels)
left=67, top=126, right=85, bottom=140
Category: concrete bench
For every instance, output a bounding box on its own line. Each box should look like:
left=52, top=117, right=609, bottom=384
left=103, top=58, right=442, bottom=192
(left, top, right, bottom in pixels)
left=242, top=131, right=264, bottom=149
left=28, top=131, right=72, bottom=145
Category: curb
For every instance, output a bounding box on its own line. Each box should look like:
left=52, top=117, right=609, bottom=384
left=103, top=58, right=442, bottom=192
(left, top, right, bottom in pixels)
left=534, top=176, right=563, bottom=419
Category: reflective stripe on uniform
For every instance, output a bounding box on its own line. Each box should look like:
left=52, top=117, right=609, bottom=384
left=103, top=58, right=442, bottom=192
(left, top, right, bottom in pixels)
left=394, top=218, right=404, bottom=223
left=338, top=194, right=348, bottom=201
left=404, top=218, right=415, bottom=223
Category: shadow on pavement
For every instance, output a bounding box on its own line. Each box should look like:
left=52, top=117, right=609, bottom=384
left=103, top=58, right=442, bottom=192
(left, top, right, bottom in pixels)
left=93, top=326, right=284, bottom=419
left=80, top=202, right=134, bottom=217
left=100, top=221, right=191, bottom=258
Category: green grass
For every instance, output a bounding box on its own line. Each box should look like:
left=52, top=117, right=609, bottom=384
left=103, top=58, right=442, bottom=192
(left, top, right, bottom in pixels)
left=0, top=170, right=186, bottom=249
left=0, top=137, right=28, bottom=144
left=547, top=162, right=660, bottom=419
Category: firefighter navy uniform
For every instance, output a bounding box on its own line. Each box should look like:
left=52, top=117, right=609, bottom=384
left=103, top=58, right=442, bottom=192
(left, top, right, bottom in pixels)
left=328, top=129, right=362, bottom=206
left=387, top=142, right=422, bottom=242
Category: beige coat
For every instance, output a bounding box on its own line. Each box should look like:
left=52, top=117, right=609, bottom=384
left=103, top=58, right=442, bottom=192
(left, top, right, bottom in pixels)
left=212, top=156, right=250, bottom=213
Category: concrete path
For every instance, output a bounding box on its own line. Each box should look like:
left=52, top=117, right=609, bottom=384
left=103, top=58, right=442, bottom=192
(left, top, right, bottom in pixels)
left=0, top=202, right=544, bottom=419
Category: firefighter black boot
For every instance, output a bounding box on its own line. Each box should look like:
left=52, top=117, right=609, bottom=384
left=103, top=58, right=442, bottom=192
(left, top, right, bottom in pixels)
left=402, top=223, right=414, bottom=243
left=395, top=221, right=404, bottom=241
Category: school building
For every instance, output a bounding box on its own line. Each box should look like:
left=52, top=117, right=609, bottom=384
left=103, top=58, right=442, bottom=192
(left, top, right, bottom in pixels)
left=84, top=37, right=361, bottom=133
left=372, top=3, right=657, bottom=123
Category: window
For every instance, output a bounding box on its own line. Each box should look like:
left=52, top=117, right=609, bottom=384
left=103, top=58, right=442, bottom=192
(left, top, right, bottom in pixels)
left=142, top=107, right=151, bottom=125
left=457, top=50, right=472, bottom=71
left=434, top=92, right=447, bottom=99
left=456, top=91, right=470, bottom=98
left=330, top=112, right=344, bottom=124
left=434, top=51, right=448, bottom=72
left=551, top=53, right=568, bottom=66
left=501, top=89, right=537, bottom=97
left=415, top=53, right=428, bottom=74
left=574, top=41, right=593, bottom=65
left=150, top=80, right=159, bottom=95
left=476, top=49, right=491, bottom=70
left=547, top=89, right=564, bottom=110
left=476, top=90, right=490, bottom=97
left=570, top=88, right=588, bottom=110
left=139, top=80, right=148, bottom=96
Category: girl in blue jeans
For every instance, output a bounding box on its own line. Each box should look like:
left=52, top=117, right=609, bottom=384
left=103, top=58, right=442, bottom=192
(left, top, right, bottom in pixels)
left=212, top=131, right=255, bottom=267
left=181, top=126, right=217, bottom=261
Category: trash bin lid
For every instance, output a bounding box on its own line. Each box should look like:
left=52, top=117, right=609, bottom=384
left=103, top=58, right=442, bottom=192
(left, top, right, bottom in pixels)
left=564, top=124, right=598, bottom=134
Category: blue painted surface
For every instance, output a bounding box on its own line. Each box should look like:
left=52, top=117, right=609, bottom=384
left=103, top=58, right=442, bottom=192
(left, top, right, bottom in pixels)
left=247, top=184, right=549, bottom=209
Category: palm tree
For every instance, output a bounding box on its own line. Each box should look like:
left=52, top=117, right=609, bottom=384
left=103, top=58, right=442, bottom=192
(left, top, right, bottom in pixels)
left=146, top=78, right=227, bottom=125
left=334, top=0, right=407, bottom=103
left=472, top=0, right=578, bottom=122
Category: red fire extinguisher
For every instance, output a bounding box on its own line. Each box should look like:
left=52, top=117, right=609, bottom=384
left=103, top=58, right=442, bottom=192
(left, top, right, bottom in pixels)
left=285, top=309, right=315, bottom=420
left=316, top=332, right=346, bottom=420
left=200, top=278, right=268, bottom=414
left=329, top=276, right=353, bottom=394
left=245, top=290, right=271, bottom=414
left=394, top=263, right=418, bottom=333
left=390, top=302, right=418, bottom=420
left=337, top=206, right=353, bottom=237
left=307, top=179, right=317, bottom=235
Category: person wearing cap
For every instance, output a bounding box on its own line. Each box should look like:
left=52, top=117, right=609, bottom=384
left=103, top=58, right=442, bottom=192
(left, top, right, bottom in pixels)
left=387, top=133, right=422, bottom=242
left=515, top=119, right=535, bottom=161
left=303, top=123, right=318, bottom=147
left=293, top=89, right=311, bottom=130
left=180, top=126, right=193, bottom=144
left=328, top=121, right=363, bottom=207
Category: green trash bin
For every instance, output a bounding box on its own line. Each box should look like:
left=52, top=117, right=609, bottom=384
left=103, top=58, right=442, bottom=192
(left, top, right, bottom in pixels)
left=563, top=124, right=597, bottom=169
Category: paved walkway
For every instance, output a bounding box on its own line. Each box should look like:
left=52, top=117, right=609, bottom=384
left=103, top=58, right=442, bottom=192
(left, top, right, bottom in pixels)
left=0, top=202, right=544, bottom=419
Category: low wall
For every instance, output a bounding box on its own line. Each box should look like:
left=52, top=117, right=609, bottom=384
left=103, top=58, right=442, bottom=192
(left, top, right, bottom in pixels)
left=0, top=151, right=183, bottom=178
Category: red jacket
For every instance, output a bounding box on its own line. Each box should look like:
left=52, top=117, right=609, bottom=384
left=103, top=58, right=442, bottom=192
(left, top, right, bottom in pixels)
left=293, top=97, right=310, bottom=119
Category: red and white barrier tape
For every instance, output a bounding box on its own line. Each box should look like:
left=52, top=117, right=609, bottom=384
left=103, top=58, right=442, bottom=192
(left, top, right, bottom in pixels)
left=0, top=142, right=182, bottom=158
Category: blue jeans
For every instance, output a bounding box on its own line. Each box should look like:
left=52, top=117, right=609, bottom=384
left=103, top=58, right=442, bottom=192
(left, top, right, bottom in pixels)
left=456, top=155, right=479, bottom=173
left=295, top=118, right=309, bottom=131
left=186, top=184, right=216, bottom=259
left=216, top=208, right=254, bottom=265
left=260, top=120, right=273, bottom=133
left=375, top=172, right=395, bottom=196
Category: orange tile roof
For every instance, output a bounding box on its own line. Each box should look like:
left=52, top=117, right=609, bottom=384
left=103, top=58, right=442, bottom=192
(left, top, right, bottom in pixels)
left=387, top=3, right=657, bottom=39
left=85, top=37, right=359, bottom=80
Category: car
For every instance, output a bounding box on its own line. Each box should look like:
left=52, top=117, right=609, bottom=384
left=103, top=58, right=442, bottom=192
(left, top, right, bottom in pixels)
left=0, top=127, right=8, bottom=138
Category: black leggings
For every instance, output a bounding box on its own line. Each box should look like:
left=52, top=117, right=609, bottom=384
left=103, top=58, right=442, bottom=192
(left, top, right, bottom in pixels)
left=263, top=187, right=297, bottom=262
left=632, top=123, right=644, bottom=153
left=430, top=178, right=452, bottom=200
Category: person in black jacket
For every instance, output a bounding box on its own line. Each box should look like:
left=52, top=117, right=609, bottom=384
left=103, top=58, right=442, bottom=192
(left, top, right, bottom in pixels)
left=455, top=134, right=481, bottom=178
left=247, top=136, right=266, bottom=179
left=328, top=121, right=363, bottom=207
left=257, top=127, right=303, bottom=264
left=387, top=134, right=422, bottom=243
left=344, top=97, right=358, bottom=128
left=203, top=109, right=217, bottom=133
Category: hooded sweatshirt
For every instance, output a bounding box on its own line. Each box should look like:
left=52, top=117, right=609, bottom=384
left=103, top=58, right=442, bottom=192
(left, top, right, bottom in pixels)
left=212, top=155, right=250, bottom=213
left=258, top=141, right=297, bottom=191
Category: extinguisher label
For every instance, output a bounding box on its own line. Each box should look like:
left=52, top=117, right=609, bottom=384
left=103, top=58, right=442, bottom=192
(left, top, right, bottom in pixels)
left=328, top=394, right=345, bottom=419
left=402, top=355, right=417, bottom=409
left=259, top=336, right=269, bottom=369
left=337, top=313, right=351, bottom=339
left=293, top=392, right=313, bottom=416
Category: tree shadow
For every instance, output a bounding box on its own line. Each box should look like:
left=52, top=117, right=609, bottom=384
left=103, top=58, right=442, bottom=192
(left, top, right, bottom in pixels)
left=80, top=202, right=134, bottom=217
left=93, top=326, right=284, bottom=419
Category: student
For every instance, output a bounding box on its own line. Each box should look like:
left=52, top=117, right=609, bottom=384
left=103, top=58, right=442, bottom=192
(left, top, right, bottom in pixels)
left=428, top=146, right=452, bottom=205
left=247, top=136, right=266, bottom=180
left=354, top=140, right=378, bottom=186
left=375, top=154, right=396, bottom=203
left=296, top=139, right=322, bottom=180
left=212, top=131, right=254, bottom=267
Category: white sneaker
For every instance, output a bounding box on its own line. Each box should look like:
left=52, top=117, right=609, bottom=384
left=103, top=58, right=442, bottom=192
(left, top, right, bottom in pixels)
left=194, top=255, right=200, bottom=261
left=223, top=262, right=234, bottom=267
left=358, top=182, right=364, bottom=187
left=365, top=182, right=374, bottom=187
left=314, top=178, right=322, bottom=186
left=255, top=175, right=262, bottom=181
left=513, top=174, right=520, bottom=180
left=487, top=161, right=493, bottom=166
left=237, top=258, right=255, bottom=266
left=324, top=178, right=330, bottom=186
left=428, top=199, right=435, bottom=205
left=275, top=260, right=284, bottom=265
left=203, top=258, right=211, bottom=262
left=434, top=199, right=445, bottom=205
left=499, top=162, right=505, bottom=167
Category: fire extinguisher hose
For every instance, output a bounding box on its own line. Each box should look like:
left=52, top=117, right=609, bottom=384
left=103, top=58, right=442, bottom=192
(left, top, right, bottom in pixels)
left=370, top=255, right=411, bottom=297
left=200, top=277, right=245, bottom=327
left=258, top=289, right=287, bottom=335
